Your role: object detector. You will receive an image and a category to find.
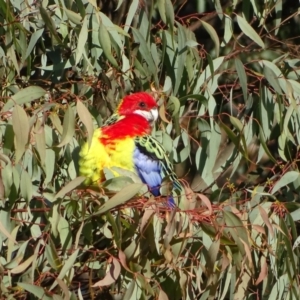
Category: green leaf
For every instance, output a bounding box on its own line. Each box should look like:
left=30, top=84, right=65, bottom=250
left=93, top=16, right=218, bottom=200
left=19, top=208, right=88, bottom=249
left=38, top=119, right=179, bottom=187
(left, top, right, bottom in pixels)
left=279, top=218, right=296, bottom=272
left=165, top=0, right=175, bottom=34
left=25, top=29, right=44, bottom=60
left=115, top=0, right=125, bottom=11
left=44, top=149, right=56, bottom=184
left=65, top=8, right=82, bottom=25
left=54, top=176, right=86, bottom=200
left=6, top=35, right=20, bottom=75
left=271, top=171, right=300, bottom=194
left=95, top=183, right=144, bottom=215
left=103, top=176, right=135, bottom=192
left=163, top=76, right=172, bottom=93
left=229, top=116, right=243, bottom=132
left=11, top=254, right=35, bottom=274
left=223, top=210, right=248, bottom=256
left=18, top=283, right=52, bottom=300
left=235, top=58, right=248, bottom=100
left=206, top=240, right=220, bottom=273
left=20, top=170, right=32, bottom=203
left=174, top=23, right=187, bottom=94
left=258, top=126, right=276, bottom=163
left=157, top=0, right=167, bottom=24
left=193, top=56, right=224, bottom=94
left=291, top=208, right=300, bottom=221
left=49, top=112, right=63, bottom=135
left=123, top=280, right=136, bottom=300
left=0, top=220, right=17, bottom=245
left=219, top=122, right=243, bottom=155
left=58, top=216, right=72, bottom=251
left=39, top=6, right=62, bottom=44
left=201, top=20, right=220, bottom=57
left=222, top=15, right=233, bottom=45
left=99, top=22, right=119, bottom=68
left=12, top=105, right=29, bottom=163
left=49, top=249, right=79, bottom=291
left=132, top=28, right=157, bottom=76
left=77, top=100, right=94, bottom=148
left=75, top=15, right=88, bottom=65
left=124, top=0, right=139, bottom=33
left=56, top=105, right=75, bottom=147
left=236, top=15, right=265, bottom=48
left=3, top=86, right=46, bottom=112
left=263, top=65, right=282, bottom=94
left=45, top=240, right=61, bottom=271
left=34, top=119, right=46, bottom=168
left=274, top=0, right=282, bottom=36
left=2, top=163, right=13, bottom=198
left=99, top=12, right=128, bottom=46
left=168, top=96, right=180, bottom=117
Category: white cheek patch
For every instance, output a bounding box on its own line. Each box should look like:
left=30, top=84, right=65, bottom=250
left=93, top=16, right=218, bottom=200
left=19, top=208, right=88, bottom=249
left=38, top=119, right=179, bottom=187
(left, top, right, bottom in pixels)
left=134, top=108, right=158, bottom=122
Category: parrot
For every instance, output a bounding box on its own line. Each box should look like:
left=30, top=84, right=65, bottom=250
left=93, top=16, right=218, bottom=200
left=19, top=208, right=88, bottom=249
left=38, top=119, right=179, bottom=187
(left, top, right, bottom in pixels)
left=79, top=92, right=183, bottom=206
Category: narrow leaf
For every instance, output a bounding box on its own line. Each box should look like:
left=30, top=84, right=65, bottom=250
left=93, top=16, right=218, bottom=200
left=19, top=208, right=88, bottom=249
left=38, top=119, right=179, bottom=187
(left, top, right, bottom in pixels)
left=20, top=170, right=32, bottom=203
left=54, top=176, right=86, bottom=200
left=271, top=171, right=299, bottom=194
left=75, top=15, right=88, bottom=64
left=18, top=283, right=52, bottom=300
left=123, top=280, right=136, bottom=300
left=124, top=0, right=139, bottom=33
left=95, top=183, right=144, bottom=215
left=39, top=6, right=62, bottom=44
left=235, top=58, right=248, bottom=100
left=236, top=15, right=264, bottom=48
left=77, top=100, right=94, bottom=148
left=65, top=8, right=82, bottom=24
left=165, top=0, right=175, bottom=33
left=229, top=116, right=243, bottom=132
left=50, top=249, right=79, bottom=291
left=3, top=86, right=46, bottom=112
left=99, top=23, right=118, bottom=68
left=34, top=120, right=46, bottom=168
left=25, top=29, right=44, bottom=60
left=0, top=221, right=17, bottom=244
left=258, top=206, right=274, bottom=237
left=12, top=105, right=29, bottom=163
left=201, top=20, right=220, bottom=57
left=132, top=28, right=157, bottom=75
left=57, top=105, right=75, bottom=147
left=11, top=254, right=35, bottom=274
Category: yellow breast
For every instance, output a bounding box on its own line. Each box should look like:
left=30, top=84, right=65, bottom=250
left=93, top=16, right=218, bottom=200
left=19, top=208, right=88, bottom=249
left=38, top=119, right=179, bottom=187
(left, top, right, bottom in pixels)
left=79, top=129, right=136, bottom=185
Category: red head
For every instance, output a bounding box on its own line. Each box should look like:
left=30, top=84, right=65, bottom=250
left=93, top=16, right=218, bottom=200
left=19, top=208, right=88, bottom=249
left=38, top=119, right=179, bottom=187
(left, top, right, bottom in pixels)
left=117, top=92, right=158, bottom=124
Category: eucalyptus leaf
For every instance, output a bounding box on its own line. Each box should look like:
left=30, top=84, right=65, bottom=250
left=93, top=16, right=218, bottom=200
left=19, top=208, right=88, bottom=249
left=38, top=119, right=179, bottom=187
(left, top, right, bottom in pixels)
left=3, top=86, right=46, bottom=112
left=57, top=105, right=76, bottom=147
left=12, top=105, right=29, bottom=163
left=236, top=15, right=265, bottom=48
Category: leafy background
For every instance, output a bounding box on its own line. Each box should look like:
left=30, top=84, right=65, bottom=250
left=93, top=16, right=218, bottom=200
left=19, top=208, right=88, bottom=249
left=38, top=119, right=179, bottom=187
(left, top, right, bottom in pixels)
left=1, top=0, right=300, bottom=299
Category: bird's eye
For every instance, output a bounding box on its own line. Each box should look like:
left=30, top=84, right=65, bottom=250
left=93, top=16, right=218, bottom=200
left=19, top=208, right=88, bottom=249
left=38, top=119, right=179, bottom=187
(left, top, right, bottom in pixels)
left=139, top=101, right=146, bottom=108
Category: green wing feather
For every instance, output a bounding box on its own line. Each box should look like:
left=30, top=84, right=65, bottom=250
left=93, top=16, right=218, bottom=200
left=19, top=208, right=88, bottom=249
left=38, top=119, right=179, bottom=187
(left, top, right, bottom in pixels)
left=135, top=135, right=184, bottom=195
left=104, top=113, right=124, bottom=126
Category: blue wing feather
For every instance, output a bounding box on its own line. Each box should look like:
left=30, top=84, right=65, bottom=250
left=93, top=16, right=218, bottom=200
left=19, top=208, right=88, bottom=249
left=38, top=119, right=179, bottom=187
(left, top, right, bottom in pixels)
left=133, top=147, right=161, bottom=196
left=133, top=146, right=175, bottom=206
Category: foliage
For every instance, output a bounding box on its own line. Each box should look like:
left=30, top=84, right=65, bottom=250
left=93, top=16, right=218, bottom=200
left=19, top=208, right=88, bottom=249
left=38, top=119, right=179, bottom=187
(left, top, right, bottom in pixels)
left=0, top=0, right=300, bottom=299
